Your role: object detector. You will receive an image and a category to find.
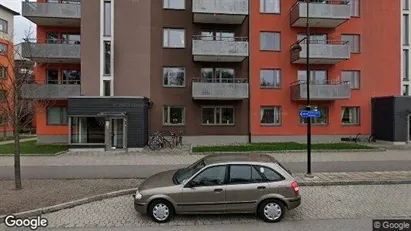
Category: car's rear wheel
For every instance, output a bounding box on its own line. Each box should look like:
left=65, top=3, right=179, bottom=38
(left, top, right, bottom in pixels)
left=148, top=199, right=174, bottom=223
left=258, top=199, right=285, bottom=223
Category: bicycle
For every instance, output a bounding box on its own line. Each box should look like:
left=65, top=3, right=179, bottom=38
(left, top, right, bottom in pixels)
left=175, top=130, right=183, bottom=148
left=148, top=132, right=172, bottom=150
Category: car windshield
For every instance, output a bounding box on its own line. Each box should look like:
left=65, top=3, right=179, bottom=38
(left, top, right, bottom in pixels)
left=173, top=158, right=206, bottom=184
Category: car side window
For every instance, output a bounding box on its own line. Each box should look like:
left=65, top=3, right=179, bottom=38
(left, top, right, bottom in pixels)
left=191, top=166, right=226, bottom=187
left=229, top=165, right=263, bottom=184
left=256, top=166, right=284, bottom=182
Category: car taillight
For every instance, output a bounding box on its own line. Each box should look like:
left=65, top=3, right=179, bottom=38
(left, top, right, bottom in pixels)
left=291, top=181, right=300, bottom=196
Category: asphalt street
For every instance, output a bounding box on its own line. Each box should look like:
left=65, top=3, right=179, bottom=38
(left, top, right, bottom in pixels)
left=2, top=218, right=393, bottom=231
left=0, top=160, right=411, bottom=179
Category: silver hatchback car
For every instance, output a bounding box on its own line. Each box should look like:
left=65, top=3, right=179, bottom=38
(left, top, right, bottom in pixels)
left=133, top=153, right=301, bottom=223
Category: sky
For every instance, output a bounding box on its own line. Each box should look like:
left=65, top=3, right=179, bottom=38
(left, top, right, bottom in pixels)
left=0, top=0, right=35, bottom=43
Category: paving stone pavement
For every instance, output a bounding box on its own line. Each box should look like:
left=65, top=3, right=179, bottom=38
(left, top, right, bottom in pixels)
left=1, top=149, right=411, bottom=167
left=2, top=184, right=408, bottom=229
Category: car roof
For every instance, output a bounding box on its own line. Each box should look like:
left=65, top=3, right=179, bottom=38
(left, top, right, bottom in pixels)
left=203, top=153, right=277, bottom=165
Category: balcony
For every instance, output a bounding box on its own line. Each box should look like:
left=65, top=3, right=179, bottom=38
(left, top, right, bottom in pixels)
left=192, top=36, right=249, bottom=62
left=22, top=1, right=81, bottom=27
left=290, top=39, right=350, bottom=64
left=192, top=0, right=248, bottom=24
left=21, top=80, right=81, bottom=100
left=290, top=0, right=351, bottom=28
left=21, top=39, right=81, bottom=64
left=192, top=78, right=249, bottom=100
left=290, top=80, right=351, bottom=101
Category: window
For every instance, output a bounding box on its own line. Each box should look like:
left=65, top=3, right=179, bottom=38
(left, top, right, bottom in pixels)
left=0, top=43, right=7, bottom=55
left=297, top=33, right=327, bottom=43
left=260, top=0, right=280, bottom=14
left=0, top=66, right=7, bottom=79
left=348, top=0, right=360, bottom=16
left=103, top=1, right=112, bottom=37
left=200, top=31, right=235, bottom=41
left=260, top=69, right=281, bottom=88
left=70, top=117, right=105, bottom=144
left=163, top=106, right=185, bottom=125
left=0, top=90, right=6, bottom=101
left=103, top=80, right=111, bottom=96
left=298, top=70, right=327, bottom=84
left=260, top=107, right=281, bottom=125
left=62, top=33, right=81, bottom=44
left=104, top=41, right=111, bottom=75
left=260, top=32, right=280, bottom=51
left=163, top=0, right=185, bottom=9
left=299, top=106, right=328, bottom=125
left=200, top=68, right=235, bottom=83
left=229, top=165, right=263, bottom=184
left=342, top=34, right=360, bottom=53
left=202, top=106, right=234, bottom=125
left=0, top=19, right=7, bottom=33
left=163, top=67, right=185, bottom=87
left=163, top=28, right=185, bottom=48
left=62, top=70, right=80, bottom=84
left=404, top=0, right=410, bottom=10
left=404, top=85, right=410, bottom=96
left=404, top=15, right=409, bottom=45
left=404, top=50, right=409, bottom=81
left=256, top=166, right=284, bottom=182
left=341, top=107, right=360, bottom=125
left=47, top=107, right=68, bottom=125
left=341, top=71, right=360, bottom=89
left=191, top=166, right=227, bottom=187
left=46, top=69, right=59, bottom=84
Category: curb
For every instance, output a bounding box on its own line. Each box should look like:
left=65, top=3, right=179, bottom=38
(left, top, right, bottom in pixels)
left=191, top=148, right=385, bottom=154
left=0, top=187, right=137, bottom=224
left=299, top=179, right=411, bottom=186
left=0, top=150, right=68, bottom=157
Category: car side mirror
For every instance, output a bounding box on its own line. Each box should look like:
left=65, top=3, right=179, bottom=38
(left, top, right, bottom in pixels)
left=185, top=181, right=195, bottom=188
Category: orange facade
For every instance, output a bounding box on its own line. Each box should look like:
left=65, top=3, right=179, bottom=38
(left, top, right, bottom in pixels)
left=250, top=0, right=401, bottom=137
left=34, top=26, right=80, bottom=138
left=0, top=38, right=15, bottom=134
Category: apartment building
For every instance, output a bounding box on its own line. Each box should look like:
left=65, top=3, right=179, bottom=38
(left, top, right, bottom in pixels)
left=403, top=0, right=411, bottom=96
left=21, top=0, right=250, bottom=149
left=0, top=4, right=19, bottom=136
left=250, top=0, right=401, bottom=142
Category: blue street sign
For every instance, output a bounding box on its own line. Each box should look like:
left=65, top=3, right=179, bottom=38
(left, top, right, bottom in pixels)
left=299, top=110, right=321, bottom=118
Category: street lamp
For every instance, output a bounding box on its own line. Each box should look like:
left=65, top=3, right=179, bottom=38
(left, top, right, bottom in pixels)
left=305, top=0, right=313, bottom=178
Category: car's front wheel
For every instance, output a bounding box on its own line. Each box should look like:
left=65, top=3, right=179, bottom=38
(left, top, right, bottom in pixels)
left=258, top=199, right=285, bottom=223
left=148, top=199, right=174, bottom=223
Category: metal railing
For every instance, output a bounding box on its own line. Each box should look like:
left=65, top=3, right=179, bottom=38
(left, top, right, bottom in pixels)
left=290, top=0, right=350, bottom=12
left=192, top=77, right=248, bottom=83
left=22, top=1, right=81, bottom=18
left=25, top=38, right=81, bottom=45
left=28, top=79, right=81, bottom=85
left=192, top=35, right=248, bottom=42
left=291, top=80, right=349, bottom=86
left=291, top=38, right=348, bottom=47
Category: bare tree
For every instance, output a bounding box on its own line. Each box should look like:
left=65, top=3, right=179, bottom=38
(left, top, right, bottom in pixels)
left=0, top=27, right=55, bottom=190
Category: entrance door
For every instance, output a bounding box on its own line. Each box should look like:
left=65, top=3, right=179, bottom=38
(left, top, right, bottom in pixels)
left=105, top=117, right=127, bottom=150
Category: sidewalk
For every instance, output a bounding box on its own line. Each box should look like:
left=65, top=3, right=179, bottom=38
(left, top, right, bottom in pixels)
left=0, top=149, right=410, bottom=167
left=294, top=171, right=411, bottom=186
left=0, top=137, right=36, bottom=145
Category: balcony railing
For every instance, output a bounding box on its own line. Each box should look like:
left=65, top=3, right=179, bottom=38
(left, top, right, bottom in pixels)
left=22, top=1, right=81, bottom=26
left=290, top=39, right=350, bottom=64
left=290, top=0, right=351, bottom=28
left=192, top=78, right=249, bottom=100
left=192, top=0, right=248, bottom=24
left=290, top=80, right=351, bottom=101
left=21, top=79, right=81, bottom=100
left=192, top=35, right=249, bottom=62
left=22, top=39, right=81, bottom=64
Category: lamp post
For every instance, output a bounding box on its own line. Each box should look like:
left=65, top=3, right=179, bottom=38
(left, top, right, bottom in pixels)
left=305, top=0, right=313, bottom=178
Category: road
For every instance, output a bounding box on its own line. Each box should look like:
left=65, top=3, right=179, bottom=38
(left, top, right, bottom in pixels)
left=2, top=219, right=400, bottom=231
left=0, top=161, right=411, bottom=179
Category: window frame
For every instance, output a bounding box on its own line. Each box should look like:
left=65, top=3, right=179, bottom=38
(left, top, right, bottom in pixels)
left=0, top=43, right=7, bottom=56
left=260, top=69, right=281, bottom=89
left=260, top=0, right=281, bottom=14
left=403, top=84, right=410, bottom=96
left=342, top=34, right=360, bottom=54
left=0, top=65, right=7, bottom=79
left=0, top=18, right=8, bottom=34
left=299, top=106, right=329, bottom=126
left=185, top=165, right=228, bottom=187
left=201, top=106, right=235, bottom=126
left=348, top=0, right=360, bottom=17
left=341, top=70, right=360, bottom=90
left=253, top=165, right=285, bottom=182
left=260, top=31, right=281, bottom=52
left=227, top=164, right=266, bottom=185
left=0, top=90, right=6, bottom=101
left=163, top=0, right=185, bottom=10
left=163, top=67, right=186, bottom=87
left=163, top=105, right=186, bottom=126
left=46, top=107, right=68, bottom=125
left=163, top=28, right=186, bottom=48
left=341, top=106, right=361, bottom=126
left=260, top=106, right=282, bottom=126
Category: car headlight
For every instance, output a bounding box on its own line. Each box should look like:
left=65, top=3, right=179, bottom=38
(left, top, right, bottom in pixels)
left=135, top=190, right=142, bottom=199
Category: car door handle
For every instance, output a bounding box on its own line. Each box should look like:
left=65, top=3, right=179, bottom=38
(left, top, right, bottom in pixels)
left=214, top=188, right=223, bottom=193
left=257, top=186, right=266, bottom=190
